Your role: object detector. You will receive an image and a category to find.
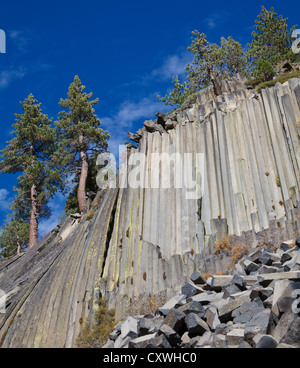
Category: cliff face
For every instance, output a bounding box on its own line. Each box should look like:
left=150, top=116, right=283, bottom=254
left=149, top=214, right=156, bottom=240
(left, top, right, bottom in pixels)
left=0, top=78, right=299, bottom=347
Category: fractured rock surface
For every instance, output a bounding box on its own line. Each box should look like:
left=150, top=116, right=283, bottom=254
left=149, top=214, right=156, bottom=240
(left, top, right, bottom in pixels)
left=104, top=243, right=300, bottom=348
left=0, top=78, right=300, bottom=347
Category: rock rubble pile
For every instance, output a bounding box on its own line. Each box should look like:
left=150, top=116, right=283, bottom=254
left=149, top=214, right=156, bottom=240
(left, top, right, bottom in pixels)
left=103, top=238, right=300, bottom=348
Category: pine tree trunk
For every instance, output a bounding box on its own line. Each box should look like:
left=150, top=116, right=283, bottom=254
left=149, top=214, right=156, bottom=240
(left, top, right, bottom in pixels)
left=209, top=67, right=222, bottom=96
left=234, top=65, right=241, bottom=80
left=28, top=183, right=39, bottom=249
left=77, top=133, right=89, bottom=213
left=16, top=241, right=21, bottom=256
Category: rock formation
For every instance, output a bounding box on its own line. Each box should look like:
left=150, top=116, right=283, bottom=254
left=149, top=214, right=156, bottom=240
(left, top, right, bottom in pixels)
left=0, top=78, right=299, bottom=347
left=103, top=238, right=300, bottom=348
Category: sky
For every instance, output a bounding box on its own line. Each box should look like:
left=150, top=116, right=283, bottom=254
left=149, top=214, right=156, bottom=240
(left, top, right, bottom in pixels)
left=0, top=0, right=299, bottom=237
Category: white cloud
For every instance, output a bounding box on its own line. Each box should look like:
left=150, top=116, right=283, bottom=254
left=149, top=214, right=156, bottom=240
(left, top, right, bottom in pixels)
left=0, top=62, right=52, bottom=89
left=204, top=18, right=217, bottom=29
left=0, top=188, right=12, bottom=212
left=202, top=11, right=230, bottom=30
left=101, top=95, right=168, bottom=158
left=0, top=67, right=26, bottom=88
left=151, top=53, right=192, bottom=81
left=8, top=29, right=31, bottom=53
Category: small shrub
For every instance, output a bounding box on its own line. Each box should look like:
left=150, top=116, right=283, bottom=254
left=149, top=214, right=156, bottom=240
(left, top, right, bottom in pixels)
left=214, top=237, right=232, bottom=255
left=244, top=77, right=264, bottom=88
left=255, top=60, right=275, bottom=82
left=202, top=273, right=213, bottom=280
left=214, top=237, right=250, bottom=271
left=127, top=292, right=167, bottom=316
left=276, top=176, right=281, bottom=187
left=256, top=71, right=300, bottom=93
left=228, top=243, right=250, bottom=269
left=76, top=298, right=116, bottom=348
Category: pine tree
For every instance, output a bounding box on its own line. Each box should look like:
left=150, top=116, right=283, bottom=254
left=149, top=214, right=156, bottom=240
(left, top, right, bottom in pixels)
left=254, top=59, right=275, bottom=82
left=185, top=31, right=224, bottom=96
left=247, top=6, right=298, bottom=67
left=220, top=36, right=249, bottom=80
left=55, top=76, right=109, bottom=213
left=0, top=217, right=29, bottom=258
left=157, top=76, right=187, bottom=108
left=64, top=153, right=99, bottom=215
left=0, top=94, right=61, bottom=249
left=159, top=31, right=225, bottom=107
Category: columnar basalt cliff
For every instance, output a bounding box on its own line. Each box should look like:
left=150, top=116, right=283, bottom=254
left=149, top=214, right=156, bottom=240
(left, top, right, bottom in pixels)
left=0, top=78, right=299, bottom=347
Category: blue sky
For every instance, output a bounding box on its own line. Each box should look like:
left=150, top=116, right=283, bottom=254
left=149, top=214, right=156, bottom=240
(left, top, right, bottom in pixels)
left=0, top=0, right=299, bottom=236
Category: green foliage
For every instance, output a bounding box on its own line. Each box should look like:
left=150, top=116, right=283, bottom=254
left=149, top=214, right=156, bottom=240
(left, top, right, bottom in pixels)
left=55, top=76, right=109, bottom=174
left=55, top=76, right=109, bottom=213
left=159, top=31, right=230, bottom=107
left=159, top=31, right=252, bottom=107
left=246, top=6, right=298, bottom=67
left=254, top=59, right=275, bottom=82
left=185, top=31, right=224, bottom=93
left=159, top=6, right=299, bottom=108
left=158, top=76, right=187, bottom=108
left=256, top=71, right=300, bottom=93
left=0, top=94, right=64, bottom=247
left=244, top=77, right=264, bottom=89
left=0, top=217, right=29, bottom=258
left=76, top=298, right=116, bottom=348
left=220, top=36, right=249, bottom=79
